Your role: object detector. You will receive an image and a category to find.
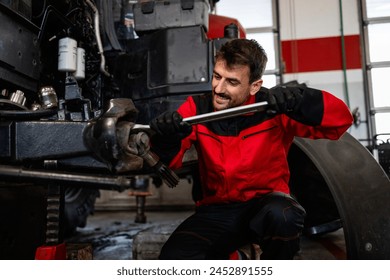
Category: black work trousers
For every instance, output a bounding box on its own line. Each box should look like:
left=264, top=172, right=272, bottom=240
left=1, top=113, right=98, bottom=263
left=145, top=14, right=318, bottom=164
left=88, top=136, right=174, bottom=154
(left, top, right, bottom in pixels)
left=159, top=192, right=306, bottom=260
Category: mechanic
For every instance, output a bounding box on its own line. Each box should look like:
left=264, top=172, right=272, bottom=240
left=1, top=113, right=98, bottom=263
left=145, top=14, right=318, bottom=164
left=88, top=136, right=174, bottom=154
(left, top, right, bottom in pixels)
left=149, top=38, right=353, bottom=260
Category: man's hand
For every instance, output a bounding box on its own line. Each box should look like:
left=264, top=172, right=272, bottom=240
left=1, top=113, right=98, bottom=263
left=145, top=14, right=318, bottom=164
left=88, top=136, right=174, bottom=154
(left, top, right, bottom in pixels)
left=267, top=86, right=304, bottom=115
left=149, top=111, right=192, bottom=139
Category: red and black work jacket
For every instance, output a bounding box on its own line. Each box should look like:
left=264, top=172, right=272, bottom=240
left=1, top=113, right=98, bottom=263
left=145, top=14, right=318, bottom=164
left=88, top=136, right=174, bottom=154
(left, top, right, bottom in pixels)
left=153, top=87, right=353, bottom=206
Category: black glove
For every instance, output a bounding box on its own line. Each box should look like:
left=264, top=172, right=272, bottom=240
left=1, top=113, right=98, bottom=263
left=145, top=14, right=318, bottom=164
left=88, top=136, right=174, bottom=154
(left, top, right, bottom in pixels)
left=267, top=86, right=304, bottom=115
left=149, top=111, right=192, bottom=140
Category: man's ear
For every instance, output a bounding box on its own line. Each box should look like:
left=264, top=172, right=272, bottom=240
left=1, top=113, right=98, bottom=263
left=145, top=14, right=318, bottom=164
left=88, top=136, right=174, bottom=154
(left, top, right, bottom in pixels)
left=250, top=79, right=263, bottom=96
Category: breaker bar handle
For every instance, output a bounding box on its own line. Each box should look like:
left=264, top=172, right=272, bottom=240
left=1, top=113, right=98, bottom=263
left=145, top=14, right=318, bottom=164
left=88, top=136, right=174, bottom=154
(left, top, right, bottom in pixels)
left=133, top=101, right=268, bottom=130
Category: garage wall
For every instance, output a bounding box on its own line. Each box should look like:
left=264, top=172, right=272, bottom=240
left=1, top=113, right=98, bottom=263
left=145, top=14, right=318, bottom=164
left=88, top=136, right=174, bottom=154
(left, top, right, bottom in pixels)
left=279, top=0, right=368, bottom=142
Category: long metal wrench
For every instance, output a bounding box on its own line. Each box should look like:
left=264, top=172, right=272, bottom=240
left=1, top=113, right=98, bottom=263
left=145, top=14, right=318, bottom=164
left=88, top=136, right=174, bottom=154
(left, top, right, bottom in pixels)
left=133, top=101, right=268, bottom=130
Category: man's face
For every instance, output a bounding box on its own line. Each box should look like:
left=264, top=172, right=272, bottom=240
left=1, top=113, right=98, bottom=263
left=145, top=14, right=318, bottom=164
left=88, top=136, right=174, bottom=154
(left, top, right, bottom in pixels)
left=212, top=59, right=262, bottom=111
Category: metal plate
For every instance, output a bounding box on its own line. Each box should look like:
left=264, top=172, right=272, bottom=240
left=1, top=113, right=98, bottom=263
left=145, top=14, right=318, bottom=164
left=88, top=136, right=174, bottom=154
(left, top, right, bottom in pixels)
left=0, top=4, right=40, bottom=91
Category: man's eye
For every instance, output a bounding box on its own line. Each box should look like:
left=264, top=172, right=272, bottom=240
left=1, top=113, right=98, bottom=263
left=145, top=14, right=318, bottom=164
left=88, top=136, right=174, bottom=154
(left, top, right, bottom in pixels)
left=213, top=74, right=221, bottom=80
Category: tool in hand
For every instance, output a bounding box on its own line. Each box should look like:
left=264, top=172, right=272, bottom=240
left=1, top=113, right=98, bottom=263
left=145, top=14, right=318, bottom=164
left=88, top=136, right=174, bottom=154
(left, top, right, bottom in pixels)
left=131, top=101, right=268, bottom=188
left=133, top=101, right=268, bottom=130
left=131, top=132, right=180, bottom=188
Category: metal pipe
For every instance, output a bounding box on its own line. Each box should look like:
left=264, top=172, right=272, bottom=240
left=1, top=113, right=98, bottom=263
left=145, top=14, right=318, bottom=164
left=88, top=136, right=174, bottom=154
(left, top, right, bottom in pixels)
left=0, top=165, right=133, bottom=191
left=84, top=0, right=110, bottom=77
left=133, top=101, right=268, bottom=130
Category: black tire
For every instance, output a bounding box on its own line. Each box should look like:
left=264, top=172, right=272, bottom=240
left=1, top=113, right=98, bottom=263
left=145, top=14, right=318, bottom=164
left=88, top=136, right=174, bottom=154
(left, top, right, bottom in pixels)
left=288, top=143, right=341, bottom=235
left=63, top=187, right=100, bottom=237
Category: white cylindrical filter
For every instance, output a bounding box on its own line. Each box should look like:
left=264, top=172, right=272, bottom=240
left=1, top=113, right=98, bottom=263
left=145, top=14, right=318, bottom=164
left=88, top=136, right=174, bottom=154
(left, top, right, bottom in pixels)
left=58, top=37, right=77, bottom=72
left=74, top=47, right=86, bottom=80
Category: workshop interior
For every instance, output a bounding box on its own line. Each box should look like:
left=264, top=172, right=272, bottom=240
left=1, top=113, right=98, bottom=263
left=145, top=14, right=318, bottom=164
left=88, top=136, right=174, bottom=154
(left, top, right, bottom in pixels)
left=0, top=0, right=389, bottom=260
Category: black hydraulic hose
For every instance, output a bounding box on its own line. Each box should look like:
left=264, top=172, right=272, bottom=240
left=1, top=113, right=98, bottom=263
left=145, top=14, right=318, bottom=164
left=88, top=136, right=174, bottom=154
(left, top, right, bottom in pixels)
left=0, top=108, right=58, bottom=120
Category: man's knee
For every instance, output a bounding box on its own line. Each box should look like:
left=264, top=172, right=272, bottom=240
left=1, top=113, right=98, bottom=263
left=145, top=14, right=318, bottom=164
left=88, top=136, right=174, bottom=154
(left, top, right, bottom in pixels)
left=250, top=195, right=306, bottom=237
left=249, top=196, right=306, bottom=259
left=270, top=202, right=305, bottom=231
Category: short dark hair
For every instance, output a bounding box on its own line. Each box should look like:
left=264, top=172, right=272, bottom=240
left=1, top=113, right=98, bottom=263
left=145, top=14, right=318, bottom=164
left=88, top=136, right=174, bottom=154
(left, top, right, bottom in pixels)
left=215, top=39, right=268, bottom=84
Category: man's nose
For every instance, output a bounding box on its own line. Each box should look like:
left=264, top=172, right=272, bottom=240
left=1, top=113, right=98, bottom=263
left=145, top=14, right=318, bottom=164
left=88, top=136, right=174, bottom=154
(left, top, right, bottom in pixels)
left=214, top=79, right=226, bottom=93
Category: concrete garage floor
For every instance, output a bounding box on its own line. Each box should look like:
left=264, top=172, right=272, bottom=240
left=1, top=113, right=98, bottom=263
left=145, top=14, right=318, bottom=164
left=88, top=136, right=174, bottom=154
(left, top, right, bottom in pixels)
left=65, top=210, right=346, bottom=260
